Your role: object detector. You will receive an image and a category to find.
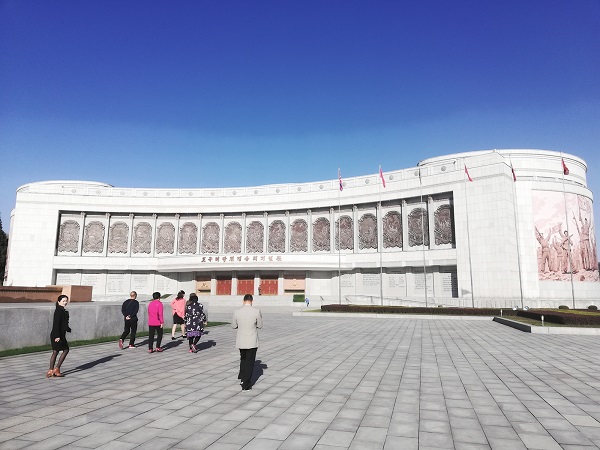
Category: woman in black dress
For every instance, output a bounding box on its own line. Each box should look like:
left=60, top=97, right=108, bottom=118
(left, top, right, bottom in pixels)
left=184, top=293, right=207, bottom=353
left=47, top=295, right=71, bottom=377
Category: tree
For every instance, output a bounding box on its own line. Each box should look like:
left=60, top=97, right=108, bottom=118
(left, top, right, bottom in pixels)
left=0, top=215, right=8, bottom=285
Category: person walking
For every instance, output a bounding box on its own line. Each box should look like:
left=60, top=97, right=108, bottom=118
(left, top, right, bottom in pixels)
left=119, top=291, right=139, bottom=349
left=170, top=290, right=186, bottom=340
left=147, top=292, right=164, bottom=353
left=47, top=295, right=71, bottom=378
left=184, top=293, right=207, bottom=353
left=232, top=294, right=263, bottom=390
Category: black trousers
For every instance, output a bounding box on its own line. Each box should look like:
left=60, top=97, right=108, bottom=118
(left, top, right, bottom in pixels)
left=120, top=319, right=138, bottom=346
left=148, top=326, right=163, bottom=350
left=238, top=347, right=257, bottom=389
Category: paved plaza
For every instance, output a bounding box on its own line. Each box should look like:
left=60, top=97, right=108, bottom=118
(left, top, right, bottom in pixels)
left=2, top=311, right=600, bottom=449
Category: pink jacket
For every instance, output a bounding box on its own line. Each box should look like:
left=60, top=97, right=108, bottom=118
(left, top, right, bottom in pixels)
left=171, top=298, right=186, bottom=318
left=148, top=299, right=164, bottom=326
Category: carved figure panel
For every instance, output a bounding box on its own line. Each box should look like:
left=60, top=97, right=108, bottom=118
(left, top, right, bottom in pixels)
left=290, top=219, right=308, bottom=252
left=383, top=211, right=402, bottom=248
left=224, top=222, right=242, bottom=253
left=434, top=205, right=453, bottom=245
left=58, top=220, right=80, bottom=253
left=108, top=222, right=129, bottom=254
left=359, top=213, right=378, bottom=249
left=408, top=208, right=429, bottom=247
left=156, top=222, right=175, bottom=254
left=83, top=221, right=105, bottom=253
left=268, top=220, right=286, bottom=253
left=312, top=217, right=330, bottom=252
left=246, top=221, right=264, bottom=253
left=335, top=216, right=354, bottom=250
left=179, top=222, right=198, bottom=254
left=132, top=222, right=152, bottom=254
left=201, top=222, right=220, bottom=254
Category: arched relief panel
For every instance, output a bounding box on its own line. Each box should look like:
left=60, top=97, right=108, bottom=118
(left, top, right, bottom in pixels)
left=358, top=213, right=377, bottom=250
left=335, top=215, right=353, bottom=250
left=58, top=220, right=80, bottom=253
left=202, top=222, right=220, bottom=254
left=312, top=217, right=330, bottom=252
left=290, top=219, right=308, bottom=252
left=268, top=220, right=286, bottom=253
left=179, top=222, right=198, bottom=254
left=83, top=221, right=105, bottom=253
left=383, top=211, right=402, bottom=249
left=434, top=204, right=453, bottom=245
left=132, top=222, right=152, bottom=254
left=246, top=221, right=264, bottom=253
left=224, top=222, right=242, bottom=253
left=408, top=207, right=429, bottom=247
left=108, top=222, right=129, bottom=254
left=156, top=222, right=175, bottom=254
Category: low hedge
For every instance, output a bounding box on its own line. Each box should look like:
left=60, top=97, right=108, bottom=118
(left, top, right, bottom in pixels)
left=517, top=309, right=600, bottom=326
left=321, top=304, right=518, bottom=316
left=293, top=294, right=305, bottom=302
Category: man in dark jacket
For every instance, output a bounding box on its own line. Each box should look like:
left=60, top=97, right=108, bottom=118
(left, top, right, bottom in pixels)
left=119, top=291, right=139, bottom=349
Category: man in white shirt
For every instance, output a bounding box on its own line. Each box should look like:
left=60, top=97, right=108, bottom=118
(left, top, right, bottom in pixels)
left=232, top=294, right=263, bottom=390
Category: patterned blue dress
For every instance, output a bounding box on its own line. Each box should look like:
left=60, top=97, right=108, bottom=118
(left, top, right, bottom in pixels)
left=185, top=301, right=206, bottom=337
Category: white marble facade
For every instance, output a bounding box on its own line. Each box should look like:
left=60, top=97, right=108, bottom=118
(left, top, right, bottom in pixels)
left=6, top=150, right=599, bottom=307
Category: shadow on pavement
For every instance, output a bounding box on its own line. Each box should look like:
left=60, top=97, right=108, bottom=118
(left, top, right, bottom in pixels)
left=62, top=354, right=122, bottom=375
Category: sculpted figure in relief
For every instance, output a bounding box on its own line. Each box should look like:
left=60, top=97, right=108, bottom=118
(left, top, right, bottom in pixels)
left=201, top=222, right=220, bottom=254
left=108, top=222, right=129, bottom=254
left=434, top=205, right=453, bottom=245
left=268, top=220, right=285, bottom=253
left=58, top=220, right=80, bottom=253
left=83, top=221, right=105, bottom=253
left=156, top=222, right=175, bottom=254
left=312, top=217, right=330, bottom=252
left=383, top=211, right=402, bottom=249
left=246, top=221, right=264, bottom=253
left=224, top=222, right=242, bottom=253
left=359, top=214, right=377, bottom=249
left=335, top=216, right=353, bottom=250
left=179, top=222, right=198, bottom=254
left=408, top=208, right=429, bottom=247
left=132, top=222, right=152, bottom=254
left=290, top=219, right=308, bottom=252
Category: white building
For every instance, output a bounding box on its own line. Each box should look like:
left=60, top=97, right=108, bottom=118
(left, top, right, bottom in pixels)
left=6, top=149, right=599, bottom=307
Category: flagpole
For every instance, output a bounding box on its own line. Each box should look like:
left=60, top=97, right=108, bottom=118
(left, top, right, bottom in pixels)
left=464, top=164, right=475, bottom=308
left=418, top=166, right=428, bottom=307
left=560, top=154, right=576, bottom=309
left=509, top=157, right=525, bottom=309
left=338, top=169, right=342, bottom=305
left=378, top=165, right=383, bottom=306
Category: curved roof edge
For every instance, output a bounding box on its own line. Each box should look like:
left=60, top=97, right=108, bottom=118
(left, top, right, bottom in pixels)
left=17, top=180, right=113, bottom=192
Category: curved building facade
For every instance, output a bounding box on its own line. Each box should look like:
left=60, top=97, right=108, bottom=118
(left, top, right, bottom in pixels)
left=6, top=149, right=599, bottom=307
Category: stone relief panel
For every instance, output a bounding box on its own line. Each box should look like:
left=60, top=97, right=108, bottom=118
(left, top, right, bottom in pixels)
left=290, top=219, right=308, bottom=252
left=58, top=220, right=80, bottom=253
left=224, top=222, right=242, bottom=253
left=434, top=205, right=453, bottom=245
left=383, top=211, right=402, bottom=249
left=132, top=222, right=152, bottom=254
left=201, top=222, right=220, bottom=254
left=312, top=217, right=330, bottom=252
left=408, top=207, right=429, bottom=247
left=179, top=222, right=198, bottom=254
left=268, top=220, right=286, bottom=253
left=246, top=221, right=264, bottom=253
left=335, top=216, right=354, bottom=250
left=108, top=222, right=129, bottom=254
left=83, top=221, right=105, bottom=253
left=156, top=222, right=175, bottom=254
left=359, top=213, right=378, bottom=249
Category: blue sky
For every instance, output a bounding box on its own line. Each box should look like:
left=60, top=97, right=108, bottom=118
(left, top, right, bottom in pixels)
left=1, top=1, right=599, bottom=239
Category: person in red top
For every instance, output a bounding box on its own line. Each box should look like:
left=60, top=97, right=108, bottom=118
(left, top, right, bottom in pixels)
left=170, top=290, right=186, bottom=340
left=147, top=292, right=164, bottom=353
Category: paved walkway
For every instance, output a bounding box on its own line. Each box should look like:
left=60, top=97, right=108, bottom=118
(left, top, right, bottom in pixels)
left=1, top=312, right=600, bottom=449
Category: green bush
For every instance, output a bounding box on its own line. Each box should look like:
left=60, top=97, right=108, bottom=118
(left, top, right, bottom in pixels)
left=293, top=294, right=305, bottom=302
left=558, top=305, right=569, bottom=309
left=320, top=304, right=517, bottom=316
left=589, top=305, right=598, bottom=311
left=517, top=309, right=600, bottom=326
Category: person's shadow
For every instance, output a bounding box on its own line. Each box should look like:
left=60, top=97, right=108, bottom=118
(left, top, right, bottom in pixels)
left=61, top=354, right=121, bottom=375
left=195, top=340, right=216, bottom=351
left=161, top=340, right=184, bottom=350
left=251, top=360, right=268, bottom=384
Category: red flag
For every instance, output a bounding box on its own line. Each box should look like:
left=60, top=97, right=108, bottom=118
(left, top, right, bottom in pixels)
left=511, top=163, right=517, bottom=182
left=464, top=164, right=473, bottom=182
left=562, top=158, right=569, bottom=175
left=379, top=165, right=386, bottom=188
left=338, top=168, right=343, bottom=191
